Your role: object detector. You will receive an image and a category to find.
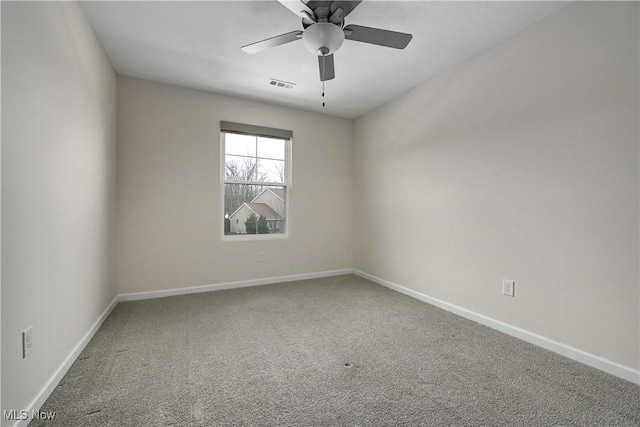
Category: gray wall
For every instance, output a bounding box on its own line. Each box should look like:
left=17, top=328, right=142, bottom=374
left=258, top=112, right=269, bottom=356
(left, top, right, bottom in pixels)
left=116, top=77, right=353, bottom=294
left=1, top=1, right=117, bottom=414
left=353, top=1, right=639, bottom=370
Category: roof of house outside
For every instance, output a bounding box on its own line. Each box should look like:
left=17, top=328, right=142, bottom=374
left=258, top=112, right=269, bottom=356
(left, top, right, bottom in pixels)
left=268, top=188, right=285, bottom=200
left=247, top=203, right=282, bottom=220
left=228, top=187, right=285, bottom=219
left=250, top=187, right=284, bottom=202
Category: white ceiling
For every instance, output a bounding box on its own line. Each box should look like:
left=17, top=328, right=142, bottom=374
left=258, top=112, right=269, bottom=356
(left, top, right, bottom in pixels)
left=81, top=1, right=570, bottom=119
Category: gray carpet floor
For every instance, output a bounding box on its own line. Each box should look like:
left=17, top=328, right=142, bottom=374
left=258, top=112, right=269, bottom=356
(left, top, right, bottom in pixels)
left=31, top=274, right=639, bottom=426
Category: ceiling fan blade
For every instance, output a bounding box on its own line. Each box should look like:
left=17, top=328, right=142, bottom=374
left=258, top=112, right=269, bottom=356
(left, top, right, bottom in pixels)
left=318, top=54, right=335, bottom=81
left=330, top=1, right=362, bottom=19
left=344, top=24, right=412, bottom=49
left=278, top=0, right=315, bottom=19
left=241, top=30, right=303, bottom=54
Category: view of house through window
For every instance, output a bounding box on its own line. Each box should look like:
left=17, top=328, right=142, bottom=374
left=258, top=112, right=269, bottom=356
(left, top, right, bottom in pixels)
left=222, top=128, right=290, bottom=237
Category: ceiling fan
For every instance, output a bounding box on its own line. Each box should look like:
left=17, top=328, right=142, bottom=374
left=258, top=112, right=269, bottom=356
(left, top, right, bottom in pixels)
left=241, top=0, right=413, bottom=82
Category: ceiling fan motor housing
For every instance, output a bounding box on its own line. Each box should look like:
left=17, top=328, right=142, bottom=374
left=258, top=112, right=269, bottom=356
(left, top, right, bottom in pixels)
left=302, top=22, right=345, bottom=55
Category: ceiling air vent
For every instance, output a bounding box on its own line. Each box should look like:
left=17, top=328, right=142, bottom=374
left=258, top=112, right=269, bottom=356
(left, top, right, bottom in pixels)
left=269, top=78, right=295, bottom=89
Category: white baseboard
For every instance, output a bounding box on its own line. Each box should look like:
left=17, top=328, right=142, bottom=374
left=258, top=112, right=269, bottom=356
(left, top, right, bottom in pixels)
left=353, top=269, right=640, bottom=385
left=13, top=295, right=119, bottom=427
left=118, top=269, right=353, bottom=301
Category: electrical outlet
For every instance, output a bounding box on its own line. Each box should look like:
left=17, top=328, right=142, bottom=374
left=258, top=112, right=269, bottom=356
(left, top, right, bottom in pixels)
left=502, top=280, right=515, bottom=297
left=23, top=326, right=34, bottom=358
left=259, top=251, right=265, bottom=262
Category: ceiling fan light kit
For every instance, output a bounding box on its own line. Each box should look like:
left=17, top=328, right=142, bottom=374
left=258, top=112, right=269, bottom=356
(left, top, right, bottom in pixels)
left=302, top=22, right=345, bottom=55
left=242, top=0, right=413, bottom=106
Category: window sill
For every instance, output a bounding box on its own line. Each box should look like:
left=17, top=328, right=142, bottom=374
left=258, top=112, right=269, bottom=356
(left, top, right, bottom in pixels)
left=221, top=233, right=289, bottom=242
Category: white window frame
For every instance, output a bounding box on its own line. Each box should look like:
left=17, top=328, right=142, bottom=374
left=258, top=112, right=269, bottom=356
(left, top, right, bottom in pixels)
left=220, top=122, right=292, bottom=241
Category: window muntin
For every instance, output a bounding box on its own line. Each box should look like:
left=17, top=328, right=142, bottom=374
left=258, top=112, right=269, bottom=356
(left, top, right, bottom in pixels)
left=221, top=128, right=290, bottom=238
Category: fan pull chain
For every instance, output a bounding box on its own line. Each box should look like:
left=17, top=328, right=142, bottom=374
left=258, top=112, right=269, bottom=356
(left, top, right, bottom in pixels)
left=322, top=54, right=326, bottom=107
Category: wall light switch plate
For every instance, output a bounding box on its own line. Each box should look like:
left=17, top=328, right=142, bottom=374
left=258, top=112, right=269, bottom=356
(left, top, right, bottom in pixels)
left=502, top=280, right=515, bottom=297
left=23, top=326, right=34, bottom=358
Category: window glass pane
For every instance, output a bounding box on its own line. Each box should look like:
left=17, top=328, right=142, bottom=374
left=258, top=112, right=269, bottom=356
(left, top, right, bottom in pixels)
left=257, top=137, right=285, bottom=160
left=225, top=155, right=260, bottom=182
left=258, top=159, right=285, bottom=183
left=225, top=133, right=257, bottom=157
left=223, top=184, right=286, bottom=235
left=224, top=183, right=261, bottom=216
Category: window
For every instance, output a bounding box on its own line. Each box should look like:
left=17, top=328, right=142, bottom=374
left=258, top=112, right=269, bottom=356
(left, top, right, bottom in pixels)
left=221, top=121, right=291, bottom=238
